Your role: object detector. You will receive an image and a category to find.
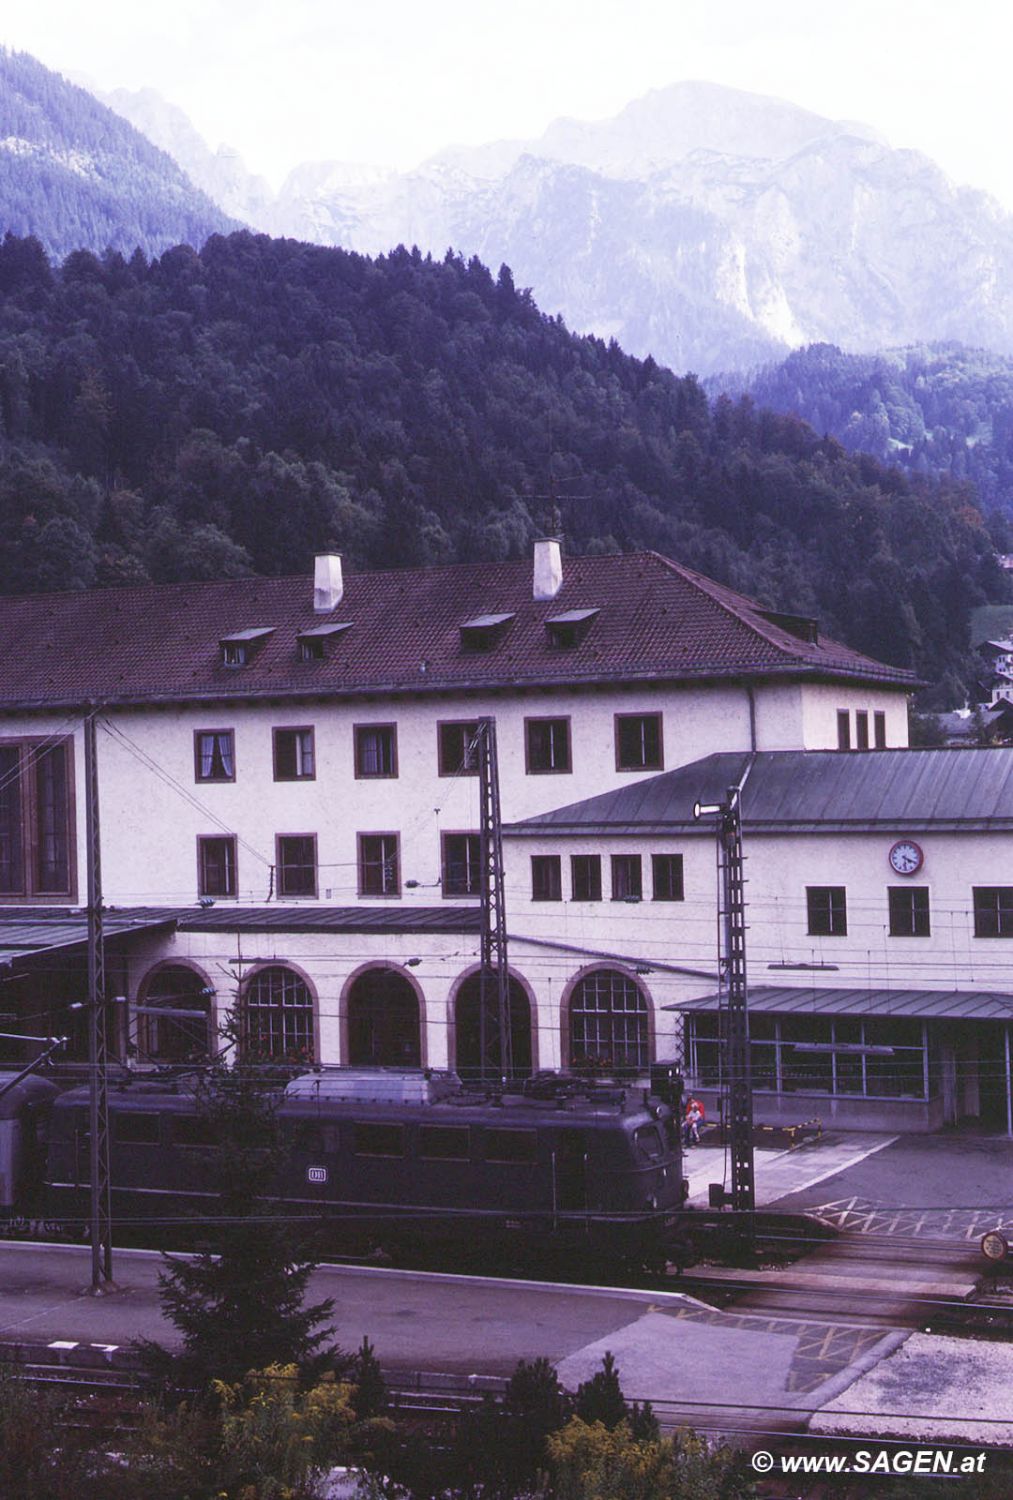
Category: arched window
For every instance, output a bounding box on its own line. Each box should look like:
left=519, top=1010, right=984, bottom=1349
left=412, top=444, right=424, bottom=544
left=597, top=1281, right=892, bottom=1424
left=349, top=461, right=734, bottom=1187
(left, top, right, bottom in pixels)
left=138, top=966, right=213, bottom=1062
left=347, top=968, right=421, bottom=1066
left=242, top=966, right=315, bottom=1062
left=569, top=969, right=649, bottom=1075
left=454, top=972, right=533, bottom=1080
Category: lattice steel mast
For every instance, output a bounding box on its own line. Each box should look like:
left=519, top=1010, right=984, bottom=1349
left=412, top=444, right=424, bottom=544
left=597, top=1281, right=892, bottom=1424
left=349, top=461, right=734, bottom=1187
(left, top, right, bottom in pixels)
left=476, top=717, right=512, bottom=1082
left=85, top=711, right=114, bottom=1289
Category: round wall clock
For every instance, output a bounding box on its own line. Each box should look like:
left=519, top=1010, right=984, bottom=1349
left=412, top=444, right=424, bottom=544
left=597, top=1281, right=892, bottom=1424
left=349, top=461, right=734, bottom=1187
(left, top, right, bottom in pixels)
left=888, top=839, right=924, bottom=876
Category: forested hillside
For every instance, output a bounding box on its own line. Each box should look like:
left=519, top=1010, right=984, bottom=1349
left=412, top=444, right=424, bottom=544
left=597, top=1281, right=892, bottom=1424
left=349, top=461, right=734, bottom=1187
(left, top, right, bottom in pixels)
left=0, top=230, right=1006, bottom=705
left=0, top=49, right=236, bottom=259
left=717, top=342, right=1013, bottom=521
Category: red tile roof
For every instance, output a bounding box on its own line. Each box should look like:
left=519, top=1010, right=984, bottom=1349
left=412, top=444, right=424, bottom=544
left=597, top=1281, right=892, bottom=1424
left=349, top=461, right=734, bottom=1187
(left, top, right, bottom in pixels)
left=0, top=551, right=917, bottom=710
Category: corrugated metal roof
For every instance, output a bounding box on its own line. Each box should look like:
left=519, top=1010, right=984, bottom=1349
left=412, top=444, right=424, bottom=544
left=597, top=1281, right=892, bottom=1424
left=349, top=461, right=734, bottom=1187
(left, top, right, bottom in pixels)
left=508, top=749, right=1013, bottom=836
left=0, top=908, right=180, bottom=967
left=667, top=986, right=1013, bottom=1022
left=179, top=905, right=483, bottom=936
left=0, top=551, right=916, bottom=712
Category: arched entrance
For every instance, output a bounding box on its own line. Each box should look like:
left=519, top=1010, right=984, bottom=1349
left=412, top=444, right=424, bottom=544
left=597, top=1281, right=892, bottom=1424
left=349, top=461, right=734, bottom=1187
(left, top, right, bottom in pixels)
left=567, top=968, right=650, bottom=1076
left=137, top=965, right=213, bottom=1063
left=454, top=972, right=533, bottom=1081
left=241, top=965, right=316, bottom=1063
left=347, top=967, right=422, bottom=1066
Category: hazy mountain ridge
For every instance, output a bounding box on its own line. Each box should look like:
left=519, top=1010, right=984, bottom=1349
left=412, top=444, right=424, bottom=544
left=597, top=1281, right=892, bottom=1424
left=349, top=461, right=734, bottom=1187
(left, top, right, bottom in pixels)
left=0, top=49, right=237, bottom=260
left=98, top=78, right=1013, bottom=376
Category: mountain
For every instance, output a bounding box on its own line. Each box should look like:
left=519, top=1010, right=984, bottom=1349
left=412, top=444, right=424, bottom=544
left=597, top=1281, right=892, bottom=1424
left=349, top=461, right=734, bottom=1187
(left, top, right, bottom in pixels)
left=0, top=230, right=1004, bottom=705
left=100, top=79, right=1013, bottom=377
left=714, top=342, right=1013, bottom=522
left=0, top=49, right=237, bottom=260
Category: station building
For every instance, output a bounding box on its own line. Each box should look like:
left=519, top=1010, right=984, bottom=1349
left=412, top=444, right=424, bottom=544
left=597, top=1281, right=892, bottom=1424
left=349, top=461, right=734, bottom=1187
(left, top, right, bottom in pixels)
left=9, top=542, right=1004, bottom=1133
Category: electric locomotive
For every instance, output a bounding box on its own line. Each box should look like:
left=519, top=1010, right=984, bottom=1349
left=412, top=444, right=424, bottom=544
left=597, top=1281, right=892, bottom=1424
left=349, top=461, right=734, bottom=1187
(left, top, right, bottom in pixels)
left=42, top=1066, right=690, bottom=1272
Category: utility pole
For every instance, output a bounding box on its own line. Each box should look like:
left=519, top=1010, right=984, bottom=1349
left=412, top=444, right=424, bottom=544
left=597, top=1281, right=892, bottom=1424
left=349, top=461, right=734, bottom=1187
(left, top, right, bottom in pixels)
left=476, top=717, right=512, bottom=1082
left=84, top=711, right=114, bottom=1290
left=694, top=784, right=755, bottom=1218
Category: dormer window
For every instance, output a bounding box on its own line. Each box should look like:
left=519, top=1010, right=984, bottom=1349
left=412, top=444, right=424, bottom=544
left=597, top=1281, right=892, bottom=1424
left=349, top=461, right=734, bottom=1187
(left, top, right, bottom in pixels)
left=219, top=627, right=275, bottom=667
left=757, top=609, right=820, bottom=645
left=297, top=622, right=353, bottom=662
left=459, top=613, right=515, bottom=653
left=546, top=608, right=599, bottom=648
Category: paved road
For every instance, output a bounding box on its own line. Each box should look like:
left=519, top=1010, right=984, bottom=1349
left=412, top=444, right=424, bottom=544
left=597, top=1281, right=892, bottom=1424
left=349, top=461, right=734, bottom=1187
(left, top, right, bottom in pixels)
left=768, top=1133, right=1013, bottom=1241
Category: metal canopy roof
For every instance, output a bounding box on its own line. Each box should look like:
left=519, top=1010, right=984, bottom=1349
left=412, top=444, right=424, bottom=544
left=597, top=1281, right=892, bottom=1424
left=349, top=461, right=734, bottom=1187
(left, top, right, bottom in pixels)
left=666, top=985, right=1013, bottom=1022
left=0, top=908, right=180, bottom=968
left=180, top=905, right=482, bottom=936
left=509, top=749, right=1013, bottom=837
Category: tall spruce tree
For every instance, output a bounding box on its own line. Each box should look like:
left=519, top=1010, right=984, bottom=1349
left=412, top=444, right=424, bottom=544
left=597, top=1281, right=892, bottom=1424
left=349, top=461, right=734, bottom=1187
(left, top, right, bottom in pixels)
left=139, top=1057, right=337, bottom=1394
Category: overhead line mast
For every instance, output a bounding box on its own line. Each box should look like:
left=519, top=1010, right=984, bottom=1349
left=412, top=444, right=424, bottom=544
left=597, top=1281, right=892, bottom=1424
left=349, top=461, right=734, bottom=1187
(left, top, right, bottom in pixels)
left=84, top=710, right=114, bottom=1290
left=476, top=717, right=512, bottom=1083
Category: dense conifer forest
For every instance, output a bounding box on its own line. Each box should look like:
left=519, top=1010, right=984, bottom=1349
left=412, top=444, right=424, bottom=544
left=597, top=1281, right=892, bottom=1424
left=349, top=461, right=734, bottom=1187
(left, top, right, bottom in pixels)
left=0, top=230, right=1006, bottom=704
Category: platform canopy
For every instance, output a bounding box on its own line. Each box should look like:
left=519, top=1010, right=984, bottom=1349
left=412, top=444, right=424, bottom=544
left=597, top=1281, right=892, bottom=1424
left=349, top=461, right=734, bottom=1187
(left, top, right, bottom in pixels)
left=665, top=985, right=1013, bottom=1023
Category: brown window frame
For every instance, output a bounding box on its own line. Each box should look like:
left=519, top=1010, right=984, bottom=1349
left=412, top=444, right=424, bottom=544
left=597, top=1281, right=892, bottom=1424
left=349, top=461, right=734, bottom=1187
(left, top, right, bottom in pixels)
left=874, top=711, right=887, bottom=749
left=193, top=729, right=236, bottom=783
left=836, top=711, right=851, bottom=750
left=531, top=854, right=563, bottom=901
left=353, top=723, right=398, bottom=779
left=855, top=711, right=870, bottom=750
left=524, top=716, right=572, bottom=774
left=275, top=834, right=318, bottom=899
left=614, top=713, right=663, bottom=772
left=807, top=885, right=847, bottom=936
left=973, top=886, right=1013, bottom=938
left=0, top=737, right=78, bottom=903
left=611, top=853, right=643, bottom=901
left=438, top=720, right=481, bottom=776
left=357, top=832, right=401, bottom=898
left=888, top=886, right=930, bottom=937
left=651, top=853, right=685, bottom=902
left=571, top=853, right=602, bottom=902
left=273, top=726, right=315, bottom=781
left=197, top=835, right=237, bottom=898
left=441, top=830, right=481, bottom=897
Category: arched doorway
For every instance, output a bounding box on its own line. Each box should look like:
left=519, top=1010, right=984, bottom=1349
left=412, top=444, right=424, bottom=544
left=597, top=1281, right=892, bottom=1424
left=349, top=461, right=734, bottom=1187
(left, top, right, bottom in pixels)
left=137, top=965, right=213, bottom=1063
left=241, top=965, right=316, bottom=1063
left=347, top=967, right=421, bottom=1066
left=454, top=972, right=533, bottom=1081
left=567, top=968, right=650, bottom=1075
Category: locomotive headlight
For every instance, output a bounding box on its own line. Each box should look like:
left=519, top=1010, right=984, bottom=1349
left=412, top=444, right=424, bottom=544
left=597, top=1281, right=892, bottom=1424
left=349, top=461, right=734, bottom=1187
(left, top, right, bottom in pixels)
left=646, top=1194, right=657, bottom=1210
left=981, top=1229, right=1010, bottom=1262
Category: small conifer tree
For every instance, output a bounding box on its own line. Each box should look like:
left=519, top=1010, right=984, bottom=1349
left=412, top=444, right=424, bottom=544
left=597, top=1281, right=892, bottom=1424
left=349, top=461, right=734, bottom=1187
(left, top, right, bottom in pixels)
left=574, top=1349, right=628, bottom=1430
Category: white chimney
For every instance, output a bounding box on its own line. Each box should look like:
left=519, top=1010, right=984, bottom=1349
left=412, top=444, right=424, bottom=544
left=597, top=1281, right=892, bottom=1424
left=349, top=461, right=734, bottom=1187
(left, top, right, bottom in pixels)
left=313, top=553, right=344, bottom=613
left=533, top=537, right=563, bottom=600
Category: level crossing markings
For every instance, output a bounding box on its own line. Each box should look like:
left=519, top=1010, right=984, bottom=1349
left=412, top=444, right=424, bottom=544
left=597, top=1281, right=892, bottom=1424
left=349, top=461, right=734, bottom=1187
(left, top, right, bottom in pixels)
left=46, top=1340, right=119, bottom=1352
left=662, top=1303, right=885, bottom=1394
left=811, top=1197, right=1013, bottom=1240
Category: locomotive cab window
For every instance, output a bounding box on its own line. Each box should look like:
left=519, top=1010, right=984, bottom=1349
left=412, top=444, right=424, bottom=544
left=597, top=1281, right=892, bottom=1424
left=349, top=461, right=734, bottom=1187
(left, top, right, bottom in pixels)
left=174, top=1116, right=218, bottom=1149
left=633, top=1124, right=664, bottom=1160
left=112, top=1112, right=161, bottom=1146
left=484, top=1128, right=537, bottom=1164
left=353, top=1122, right=405, bottom=1157
left=419, top=1125, right=471, bottom=1160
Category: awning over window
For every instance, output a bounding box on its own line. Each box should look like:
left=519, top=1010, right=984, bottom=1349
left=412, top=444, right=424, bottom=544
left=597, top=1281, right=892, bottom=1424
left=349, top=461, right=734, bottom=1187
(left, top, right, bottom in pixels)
left=665, top=985, right=1013, bottom=1023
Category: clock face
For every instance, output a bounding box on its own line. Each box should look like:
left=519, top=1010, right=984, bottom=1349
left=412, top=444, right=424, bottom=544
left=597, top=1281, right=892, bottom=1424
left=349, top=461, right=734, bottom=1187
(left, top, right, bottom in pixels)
left=889, top=840, right=924, bottom=876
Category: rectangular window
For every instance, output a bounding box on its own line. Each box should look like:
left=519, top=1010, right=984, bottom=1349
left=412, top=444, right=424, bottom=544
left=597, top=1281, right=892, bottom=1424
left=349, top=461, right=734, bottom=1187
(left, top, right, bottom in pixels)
left=358, top=833, right=400, bottom=897
left=198, top=836, right=237, bottom=897
left=836, top=711, right=851, bottom=750
left=112, top=1112, right=161, bottom=1146
left=273, top=727, right=315, bottom=780
left=442, top=832, right=481, bottom=897
left=419, top=1125, right=471, bottom=1160
left=484, top=1128, right=538, bottom=1164
left=652, top=853, right=684, bottom=901
left=571, top=854, right=602, bottom=902
left=438, top=721, right=480, bottom=775
left=855, top=711, right=869, bottom=750
left=354, top=1123, right=404, bottom=1157
left=874, top=711, right=887, bottom=749
left=807, top=885, right=847, bottom=936
left=888, top=886, right=930, bottom=937
left=276, top=835, right=317, bottom=898
left=615, top=713, right=663, bottom=771
left=194, top=730, right=235, bottom=783
left=525, top=717, right=571, bottom=774
left=611, top=854, right=643, bottom=901
left=973, top=887, right=1013, bottom=938
left=354, top=723, right=397, bottom=778
left=531, top=854, right=562, bottom=901
left=1, top=739, right=77, bottom=901
left=174, top=1116, right=218, bottom=1149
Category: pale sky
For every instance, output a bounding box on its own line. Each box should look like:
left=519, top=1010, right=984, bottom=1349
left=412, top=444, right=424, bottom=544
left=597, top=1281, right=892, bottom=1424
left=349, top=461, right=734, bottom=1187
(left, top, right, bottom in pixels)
left=4, top=0, right=1013, bottom=203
